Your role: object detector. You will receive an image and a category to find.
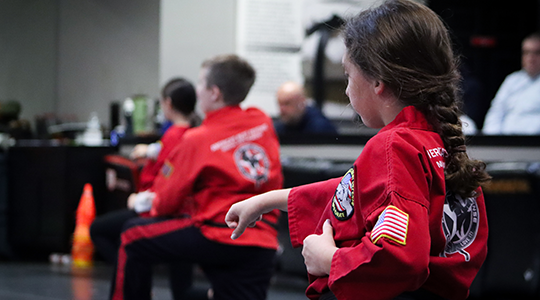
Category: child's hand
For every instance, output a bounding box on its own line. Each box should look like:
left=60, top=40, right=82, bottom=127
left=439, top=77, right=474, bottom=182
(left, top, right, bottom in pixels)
left=130, top=144, right=149, bottom=159
left=127, top=193, right=138, bottom=209
left=225, top=197, right=263, bottom=240
left=226, top=189, right=290, bottom=240
left=302, top=219, right=338, bottom=276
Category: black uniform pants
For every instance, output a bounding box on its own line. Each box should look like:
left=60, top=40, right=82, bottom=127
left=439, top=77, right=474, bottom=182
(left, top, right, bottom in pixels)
left=320, top=288, right=448, bottom=300
left=91, top=210, right=204, bottom=299
left=90, top=209, right=138, bottom=264
left=111, top=216, right=276, bottom=300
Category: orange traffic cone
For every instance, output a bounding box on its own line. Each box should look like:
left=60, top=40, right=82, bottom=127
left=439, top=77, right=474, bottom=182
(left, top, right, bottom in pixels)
left=71, top=183, right=96, bottom=268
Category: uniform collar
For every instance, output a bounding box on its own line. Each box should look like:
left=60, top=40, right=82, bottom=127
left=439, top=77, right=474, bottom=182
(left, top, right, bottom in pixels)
left=379, top=106, right=433, bottom=133
left=203, top=105, right=242, bottom=124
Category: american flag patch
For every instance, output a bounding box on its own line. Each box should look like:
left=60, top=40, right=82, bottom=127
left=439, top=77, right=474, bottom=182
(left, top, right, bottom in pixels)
left=371, top=205, right=409, bottom=245
left=161, top=161, right=174, bottom=178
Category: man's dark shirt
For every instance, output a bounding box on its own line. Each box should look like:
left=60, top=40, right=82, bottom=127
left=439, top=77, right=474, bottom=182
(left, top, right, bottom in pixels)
left=274, top=106, right=338, bottom=135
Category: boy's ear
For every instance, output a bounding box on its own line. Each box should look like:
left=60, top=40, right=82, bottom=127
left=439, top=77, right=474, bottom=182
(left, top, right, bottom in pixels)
left=210, top=85, right=222, bottom=102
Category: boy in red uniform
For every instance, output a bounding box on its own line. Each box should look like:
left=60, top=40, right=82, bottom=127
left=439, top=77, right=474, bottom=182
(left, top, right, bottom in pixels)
left=226, top=1, right=491, bottom=300
left=111, top=54, right=283, bottom=300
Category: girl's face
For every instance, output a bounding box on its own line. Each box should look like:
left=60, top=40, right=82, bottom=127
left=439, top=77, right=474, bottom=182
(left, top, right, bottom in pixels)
left=342, top=53, right=385, bottom=128
left=159, top=97, right=172, bottom=121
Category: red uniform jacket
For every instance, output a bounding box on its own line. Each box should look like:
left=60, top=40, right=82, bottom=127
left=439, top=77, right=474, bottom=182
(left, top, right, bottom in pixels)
left=150, top=105, right=283, bottom=249
left=138, top=124, right=189, bottom=191
left=288, top=106, right=488, bottom=300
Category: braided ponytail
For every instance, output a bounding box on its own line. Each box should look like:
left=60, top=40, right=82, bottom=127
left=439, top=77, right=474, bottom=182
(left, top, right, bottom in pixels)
left=428, top=94, right=491, bottom=197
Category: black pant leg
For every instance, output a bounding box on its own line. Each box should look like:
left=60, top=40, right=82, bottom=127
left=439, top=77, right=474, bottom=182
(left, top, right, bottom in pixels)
left=112, top=217, right=195, bottom=300
left=90, top=209, right=138, bottom=264
left=112, top=218, right=276, bottom=300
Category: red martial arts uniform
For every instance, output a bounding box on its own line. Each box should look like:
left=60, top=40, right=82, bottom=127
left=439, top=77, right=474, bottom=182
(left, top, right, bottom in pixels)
left=138, top=124, right=189, bottom=191
left=90, top=124, right=190, bottom=265
left=149, top=105, right=283, bottom=247
left=287, top=106, right=488, bottom=300
left=112, top=105, right=283, bottom=300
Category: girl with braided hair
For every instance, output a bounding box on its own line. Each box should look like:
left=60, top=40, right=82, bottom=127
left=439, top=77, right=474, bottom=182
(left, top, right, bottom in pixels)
left=226, top=1, right=490, bottom=299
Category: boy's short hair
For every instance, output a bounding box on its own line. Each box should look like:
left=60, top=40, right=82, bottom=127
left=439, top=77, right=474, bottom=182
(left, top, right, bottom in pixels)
left=201, top=54, right=256, bottom=105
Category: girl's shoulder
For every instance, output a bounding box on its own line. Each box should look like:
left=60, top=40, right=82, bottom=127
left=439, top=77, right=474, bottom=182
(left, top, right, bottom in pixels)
left=365, top=126, right=442, bottom=159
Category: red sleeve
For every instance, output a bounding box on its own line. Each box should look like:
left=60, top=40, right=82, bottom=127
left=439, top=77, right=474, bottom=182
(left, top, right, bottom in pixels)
left=329, top=193, right=431, bottom=300
left=304, top=129, right=448, bottom=299
left=287, top=178, right=341, bottom=248
left=138, top=143, right=163, bottom=191
left=138, top=126, right=188, bottom=191
left=149, top=136, right=200, bottom=216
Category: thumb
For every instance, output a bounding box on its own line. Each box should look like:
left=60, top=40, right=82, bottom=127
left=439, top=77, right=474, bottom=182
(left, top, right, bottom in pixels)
left=225, top=212, right=246, bottom=240
left=230, top=225, right=246, bottom=240
left=322, top=219, right=333, bottom=236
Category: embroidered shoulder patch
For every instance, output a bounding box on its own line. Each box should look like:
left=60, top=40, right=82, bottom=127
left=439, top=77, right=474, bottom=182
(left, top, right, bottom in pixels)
left=161, top=161, right=174, bottom=178
left=331, top=167, right=354, bottom=221
left=371, top=205, right=409, bottom=245
left=440, top=192, right=479, bottom=261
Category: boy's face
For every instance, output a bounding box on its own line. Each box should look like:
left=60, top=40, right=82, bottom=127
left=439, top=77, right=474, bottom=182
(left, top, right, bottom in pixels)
left=196, top=67, right=213, bottom=114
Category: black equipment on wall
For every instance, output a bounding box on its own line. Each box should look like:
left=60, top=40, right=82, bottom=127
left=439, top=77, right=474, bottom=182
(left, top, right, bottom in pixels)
left=110, top=101, right=120, bottom=131
left=305, top=15, right=344, bottom=110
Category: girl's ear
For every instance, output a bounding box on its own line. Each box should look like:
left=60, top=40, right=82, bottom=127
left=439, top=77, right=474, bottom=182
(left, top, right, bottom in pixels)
left=374, top=81, right=385, bottom=95
left=162, top=96, right=173, bottom=108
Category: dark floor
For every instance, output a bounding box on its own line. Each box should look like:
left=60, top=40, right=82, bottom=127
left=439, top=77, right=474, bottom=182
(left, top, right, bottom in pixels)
left=1, top=259, right=538, bottom=300
left=0, top=260, right=309, bottom=300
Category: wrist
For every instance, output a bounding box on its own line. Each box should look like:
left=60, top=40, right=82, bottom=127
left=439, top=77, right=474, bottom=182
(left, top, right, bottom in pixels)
left=133, top=191, right=155, bottom=213
left=264, top=189, right=290, bottom=212
left=324, top=246, right=338, bottom=275
left=146, top=142, right=162, bottom=159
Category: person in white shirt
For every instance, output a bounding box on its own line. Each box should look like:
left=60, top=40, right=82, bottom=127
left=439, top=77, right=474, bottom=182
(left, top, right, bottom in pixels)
left=482, top=32, right=540, bottom=135
left=460, top=114, right=477, bottom=135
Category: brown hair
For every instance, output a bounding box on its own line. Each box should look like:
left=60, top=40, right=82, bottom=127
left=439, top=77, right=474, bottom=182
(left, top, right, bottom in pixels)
left=343, top=0, right=490, bottom=197
left=201, top=54, right=256, bottom=105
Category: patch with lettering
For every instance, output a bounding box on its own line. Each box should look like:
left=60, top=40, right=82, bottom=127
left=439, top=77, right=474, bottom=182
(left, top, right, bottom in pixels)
left=426, top=146, right=447, bottom=169
left=234, top=143, right=269, bottom=187
left=440, top=192, right=479, bottom=261
left=331, top=168, right=354, bottom=220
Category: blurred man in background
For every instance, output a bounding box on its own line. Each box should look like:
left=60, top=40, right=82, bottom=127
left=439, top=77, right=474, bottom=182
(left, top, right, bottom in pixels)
left=273, top=81, right=337, bottom=135
left=483, top=32, right=540, bottom=135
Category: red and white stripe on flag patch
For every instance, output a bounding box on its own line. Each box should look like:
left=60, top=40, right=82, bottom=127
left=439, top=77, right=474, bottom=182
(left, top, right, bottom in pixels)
left=371, top=205, right=409, bottom=245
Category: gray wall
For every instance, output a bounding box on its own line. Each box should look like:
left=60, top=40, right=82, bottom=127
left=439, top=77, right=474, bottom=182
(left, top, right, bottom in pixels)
left=0, top=0, right=161, bottom=131
left=0, top=0, right=236, bottom=132
left=57, top=0, right=160, bottom=129
left=0, top=0, right=59, bottom=125
left=160, top=0, right=236, bottom=89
